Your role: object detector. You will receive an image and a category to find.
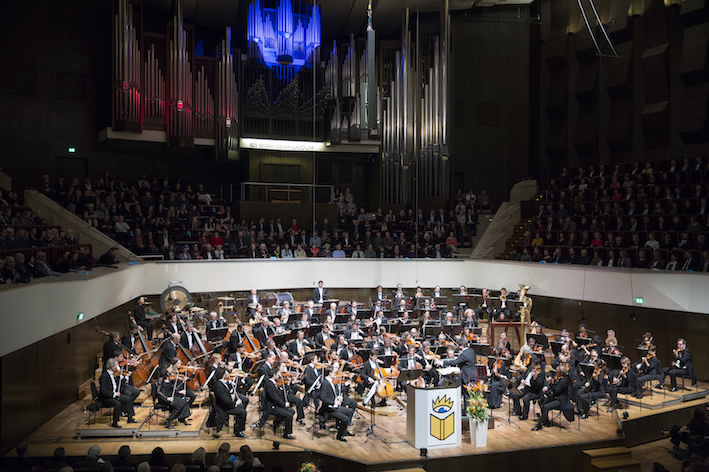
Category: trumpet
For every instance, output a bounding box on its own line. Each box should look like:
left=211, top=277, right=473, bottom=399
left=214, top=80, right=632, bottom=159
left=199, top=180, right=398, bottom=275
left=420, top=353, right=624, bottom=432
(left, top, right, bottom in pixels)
left=500, top=295, right=507, bottom=302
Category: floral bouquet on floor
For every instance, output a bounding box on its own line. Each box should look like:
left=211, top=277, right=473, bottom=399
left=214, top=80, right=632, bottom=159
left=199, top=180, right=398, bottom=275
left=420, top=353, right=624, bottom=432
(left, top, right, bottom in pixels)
left=299, top=462, right=321, bottom=472
left=464, top=380, right=489, bottom=422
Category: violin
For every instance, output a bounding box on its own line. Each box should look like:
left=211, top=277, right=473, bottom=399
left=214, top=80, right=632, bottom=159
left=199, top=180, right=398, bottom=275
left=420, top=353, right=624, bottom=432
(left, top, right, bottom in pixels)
left=592, top=364, right=602, bottom=379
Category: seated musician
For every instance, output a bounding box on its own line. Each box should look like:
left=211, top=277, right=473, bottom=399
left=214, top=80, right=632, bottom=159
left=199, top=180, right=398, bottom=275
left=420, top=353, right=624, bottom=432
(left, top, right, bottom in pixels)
left=514, top=344, right=534, bottom=371
left=271, top=317, right=286, bottom=335
left=287, top=329, right=313, bottom=360
left=122, top=324, right=140, bottom=354
left=499, top=332, right=513, bottom=355
left=259, top=352, right=277, bottom=379
left=557, top=328, right=572, bottom=344
left=247, top=288, right=260, bottom=313
left=662, top=338, right=695, bottom=391
left=444, top=347, right=456, bottom=360
left=156, top=364, right=192, bottom=429
left=252, top=316, right=272, bottom=347
left=168, top=358, right=196, bottom=405
left=335, top=335, right=348, bottom=358
left=393, top=283, right=406, bottom=299
left=339, top=340, right=360, bottom=367
left=577, top=324, right=589, bottom=339
left=212, top=366, right=248, bottom=437
left=180, top=322, right=204, bottom=353
left=399, top=344, right=420, bottom=371
left=103, top=331, right=123, bottom=363
left=602, top=336, right=621, bottom=357
left=461, top=308, right=477, bottom=328
left=304, top=299, right=317, bottom=322
left=206, top=353, right=224, bottom=388
left=496, top=287, right=510, bottom=319
left=319, top=367, right=355, bottom=441
left=325, top=302, right=339, bottom=321
left=227, top=344, right=254, bottom=394
left=511, top=357, right=544, bottom=420
left=164, top=312, right=182, bottom=336
left=532, top=366, right=574, bottom=430
left=576, top=359, right=607, bottom=419
left=262, top=362, right=297, bottom=439
left=418, top=341, right=441, bottom=386
left=371, top=299, right=384, bottom=318
left=442, top=312, right=456, bottom=326
left=608, top=356, right=636, bottom=412
left=358, top=351, right=387, bottom=403
left=394, top=297, right=409, bottom=318
left=205, top=311, right=226, bottom=339
left=458, top=285, right=468, bottom=296
left=314, top=323, right=334, bottom=351
left=346, top=300, right=359, bottom=317
left=379, top=337, right=397, bottom=357
left=635, top=346, right=662, bottom=398
left=414, top=286, right=424, bottom=298
left=488, top=349, right=510, bottom=409
left=260, top=340, right=280, bottom=360
left=345, top=321, right=365, bottom=341
left=98, top=358, right=138, bottom=428
left=160, top=333, right=181, bottom=368
left=474, top=288, right=492, bottom=322
left=373, top=285, right=386, bottom=303
left=457, top=327, right=474, bottom=345
left=302, top=354, right=320, bottom=408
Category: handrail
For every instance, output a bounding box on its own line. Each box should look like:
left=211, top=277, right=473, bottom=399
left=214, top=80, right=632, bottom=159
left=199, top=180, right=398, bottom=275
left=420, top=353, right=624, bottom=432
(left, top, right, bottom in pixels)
left=221, top=181, right=335, bottom=203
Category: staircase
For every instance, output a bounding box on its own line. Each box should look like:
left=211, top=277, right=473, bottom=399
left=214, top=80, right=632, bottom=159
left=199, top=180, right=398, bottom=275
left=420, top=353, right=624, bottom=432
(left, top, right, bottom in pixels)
left=582, top=446, right=641, bottom=472
left=455, top=214, right=493, bottom=258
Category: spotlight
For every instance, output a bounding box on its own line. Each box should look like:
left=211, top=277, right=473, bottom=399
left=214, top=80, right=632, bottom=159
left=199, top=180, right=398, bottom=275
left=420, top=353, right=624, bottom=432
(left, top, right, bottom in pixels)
left=272, top=441, right=280, bottom=450
left=419, top=448, right=427, bottom=457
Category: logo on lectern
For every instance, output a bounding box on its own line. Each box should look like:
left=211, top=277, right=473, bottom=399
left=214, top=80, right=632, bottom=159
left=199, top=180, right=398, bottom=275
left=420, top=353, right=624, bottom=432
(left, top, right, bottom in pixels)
left=430, top=396, right=455, bottom=441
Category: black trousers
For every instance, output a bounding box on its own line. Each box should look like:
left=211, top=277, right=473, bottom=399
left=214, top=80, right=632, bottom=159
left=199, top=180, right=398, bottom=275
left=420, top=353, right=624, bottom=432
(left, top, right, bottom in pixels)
left=512, top=390, right=540, bottom=417
left=637, top=374, right=661, bottom=395
left=663, top=367, right=687, bottom=388
left=288, top=392, right=304, bottom=419
left=670, top=424, right=691, bottom=447
left=538, top=398, right=561, bottom=424
left=577, top=390, right=605, bottom=414
left=271, top=406, right=295, bottom=434
left=327, top=406, right=354, bottom=436
left=608, top=385, right=634, bottom=405
left=136, top=320, right=153, bottom=339
left=223, top=405, right=247, bottom=433
left=104, top=393, right=135, bottom=424
left=489, top=379, right=506, bottom=408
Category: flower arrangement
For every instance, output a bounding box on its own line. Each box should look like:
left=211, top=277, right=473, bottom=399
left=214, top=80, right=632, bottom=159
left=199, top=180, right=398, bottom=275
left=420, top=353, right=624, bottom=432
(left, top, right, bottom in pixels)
left=465, top=380, right=489, bottom=423
left=299, top=462, right=321, bottom=472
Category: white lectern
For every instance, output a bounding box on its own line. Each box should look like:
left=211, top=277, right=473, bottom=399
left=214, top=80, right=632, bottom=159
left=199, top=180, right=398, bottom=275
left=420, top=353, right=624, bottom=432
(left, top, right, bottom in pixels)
left=406, top=384, right=462, bottom=449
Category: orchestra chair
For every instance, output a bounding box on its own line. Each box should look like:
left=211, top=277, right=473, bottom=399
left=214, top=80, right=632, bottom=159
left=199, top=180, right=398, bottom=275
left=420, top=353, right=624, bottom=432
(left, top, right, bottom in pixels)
left=87, top=381, right=112, bottom=426
left=145, top=382, right=171, bottom=429
left=550, top=407, right=579, bottom=431
left=252, top=388, right=277, bottom=434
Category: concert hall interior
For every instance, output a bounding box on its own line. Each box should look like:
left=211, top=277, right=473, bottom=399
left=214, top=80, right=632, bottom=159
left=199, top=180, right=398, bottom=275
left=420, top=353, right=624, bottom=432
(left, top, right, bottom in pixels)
left=2, top=1, right=709, bottom=472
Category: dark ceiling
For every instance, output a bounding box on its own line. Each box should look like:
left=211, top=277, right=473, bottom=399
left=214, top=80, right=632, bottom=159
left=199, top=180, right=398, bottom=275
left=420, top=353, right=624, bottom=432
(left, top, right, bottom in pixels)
left=140, top=0, right=532, bottom=40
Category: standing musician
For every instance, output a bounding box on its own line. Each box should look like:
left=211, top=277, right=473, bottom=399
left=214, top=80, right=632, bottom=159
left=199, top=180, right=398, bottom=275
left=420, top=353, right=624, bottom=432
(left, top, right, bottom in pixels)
left=475, top=288, right=492, bottom=322
left=532, top=365, right=574, bottom=430
left=156, top=364, right=192, bottom=429
left=98, top=358, right=138, bottom=428
left=576, top=360, right=607, bottom=419
left=662, top=338, right=695, bottom=391
left=134, top=296, right=153, bottom=339
left=512, top=357, right=544, bottom=420
left=319, top=367, right=355, bottom=442
left=263, top=362, right=296, bottom=439
left=103, top=332, right=123, bottom=363
left=488, top=349, right=510, bottom=409
left=122, top=324, right=140, bottom=354
left=313, top=280, right=328, bottom=305
left=160, top=333, right=180, bottom=367
left=287, top=330, right=313, bottom=360
left=635, top=345, right=662, bottom=398
left=212, top=367, right=248, bottom=437
left=608, top=356, right=637, bottom=412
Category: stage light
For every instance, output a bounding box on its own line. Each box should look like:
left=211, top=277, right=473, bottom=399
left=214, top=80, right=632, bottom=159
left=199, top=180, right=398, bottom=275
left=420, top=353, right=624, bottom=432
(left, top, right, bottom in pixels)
left=272, top=441, right=280, bottom=450
left=77, top=312, right=84, bottom=321
left=68, top=147, right=76, bottom=153
left=419, top=448, right=427, bottom=457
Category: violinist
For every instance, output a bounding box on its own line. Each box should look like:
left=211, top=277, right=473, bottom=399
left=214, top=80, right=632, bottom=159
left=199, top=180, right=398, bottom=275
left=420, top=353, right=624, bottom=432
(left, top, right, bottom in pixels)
left=212, top=367, right=248, bottom=437
left=489, top=349, right=510, bottom=409
left=557, top=328, right=572, bottom=344
left=639, top=331, right=653, bottom=349
left=511, top=357, right=544, bottom=420
left=532, top=365, right=573, bottom=430
left=514, top=345, right=533, bottom=371
left=418, top=341, right=441, bottom=386
left=635, top=346, right=662, bottom=399
left=262, top=362, right=296, bottom=439
left=121, top=324, right=139, bottom=354
left=156, top=363, right=192, bottom=429
left=170, top=358, right=196, bottom=405
left=259, top=352, right=277, bottom=379
left=499, top=332, right=513, bottom=355
left=302, top=354, right=320, bottom=408
left=98, top=358, right=138, bottom=428
left=225, top=359, right=250, bottom=407
left=227, top=343, right=254, bottom=393
left=287, top=329, right=313, bottom=360
left=205, top=311, right=226, bottom=339
left=576, top=359, right=607, bottom=419
left=475, top=288, right=492, bottom=322
left=578, top=324, right=588, bottom=339
left=134, top=296, right=153, bottom=339
left=319, top=367, right=355, bottom=441
left=602, top=336, right=622, bottom=357
left=608, top=356, right=636, bottom=412
left=103, top=332, right=122, bottom=363
left=662, top=338, right=695, bottom=391
left=206, top=353, right=225, bottom=388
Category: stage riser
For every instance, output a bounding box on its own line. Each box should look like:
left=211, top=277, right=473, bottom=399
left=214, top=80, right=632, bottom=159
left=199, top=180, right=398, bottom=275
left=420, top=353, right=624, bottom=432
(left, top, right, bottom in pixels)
left=622, top=402, right=709, bottom=447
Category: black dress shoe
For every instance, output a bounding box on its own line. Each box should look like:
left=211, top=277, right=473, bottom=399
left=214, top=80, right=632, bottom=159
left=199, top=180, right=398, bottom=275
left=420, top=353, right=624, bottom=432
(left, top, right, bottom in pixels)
left=296, top=418, right=305, bottom=426
left=319, top=424, right=327, bottom=430
left=531, top=424, right=542, bottom=431
left=179, top=419, right=191, bottom=426
left=518, top=415, right=527, bottom=421
left=336, top=436, right=347, bottom=442
left=112, top=423, right=122, bottom=428
left=127, top=418, right=139, bottom=424
left=655, top=383, right=663, bottom=389
left=235, top=432, right=248, bottom=438
left=283, top=433, right=296, bottom=440
left=250, top=422, right=259, bottom=429
left=580, top=413, right=589, bottom=420
left=670, top=387, right=678, bottom=392
left=166, top=422, right=175, bottom=430
left=343, top=431, right=355, bottom=436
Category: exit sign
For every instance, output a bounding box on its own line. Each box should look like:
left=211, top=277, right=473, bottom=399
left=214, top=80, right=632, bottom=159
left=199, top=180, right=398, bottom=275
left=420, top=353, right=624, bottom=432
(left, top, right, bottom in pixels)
left=635, top=297, right=644, bottom=304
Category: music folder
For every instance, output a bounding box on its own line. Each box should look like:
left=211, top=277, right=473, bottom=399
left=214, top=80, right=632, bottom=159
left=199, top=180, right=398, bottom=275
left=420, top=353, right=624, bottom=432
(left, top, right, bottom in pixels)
left=526, top=333, right=549, bottom=349
left=442, top=323, right=462, bottom=336
left=208, top=327, right=228, bottom=342
left=397, top=368, right=423, bottom=383
left=380, top=355, right=396, bottom=368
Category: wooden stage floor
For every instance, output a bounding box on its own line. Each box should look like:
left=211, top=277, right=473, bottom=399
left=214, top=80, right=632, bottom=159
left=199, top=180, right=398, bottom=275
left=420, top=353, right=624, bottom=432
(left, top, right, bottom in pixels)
left=9, top=380, right=708, bottom=472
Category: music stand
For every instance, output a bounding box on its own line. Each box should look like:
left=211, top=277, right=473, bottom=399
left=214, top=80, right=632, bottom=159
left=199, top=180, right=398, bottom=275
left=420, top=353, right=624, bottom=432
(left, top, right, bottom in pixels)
left=272, top=333, right=288, bottom=347
left=549, top=341, right=564, bottom=356
left=443, top=323, right=462, bottom=337
left=363, top=382, right=388, bottom=443
left=526, top=333, right=549, bottom=349
left=423, top=324, right=442, bottom=339
left=380, top=355, right=396, bottom=368
left=602, top=353, right=622, bottom=372
left=498, top=378, right=521, bottom=429
left=208, top=327, right=229, bottom=342
left=575, top=337, right=592, bottom=346
left=397, top=368, right=423, bottom=385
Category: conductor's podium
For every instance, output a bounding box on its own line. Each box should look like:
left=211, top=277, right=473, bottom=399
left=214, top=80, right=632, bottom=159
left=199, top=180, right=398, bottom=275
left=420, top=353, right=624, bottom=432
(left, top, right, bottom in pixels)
left=406, top=384, right=462, bottom=449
